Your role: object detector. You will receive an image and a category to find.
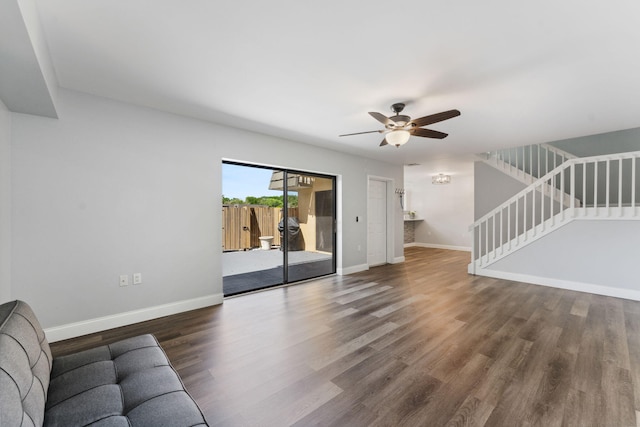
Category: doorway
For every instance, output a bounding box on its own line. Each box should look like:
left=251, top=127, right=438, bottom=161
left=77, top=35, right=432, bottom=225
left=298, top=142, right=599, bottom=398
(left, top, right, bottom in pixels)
left=222, top=162, right=336, bottom=296
left=368, top=177, right=389, bottom=266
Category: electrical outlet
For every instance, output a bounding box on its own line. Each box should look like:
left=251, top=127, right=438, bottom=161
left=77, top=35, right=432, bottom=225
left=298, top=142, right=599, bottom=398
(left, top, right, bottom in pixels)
left=133, top=273, right=142, bottom=285
left=119, top=275, right=129, bottom=287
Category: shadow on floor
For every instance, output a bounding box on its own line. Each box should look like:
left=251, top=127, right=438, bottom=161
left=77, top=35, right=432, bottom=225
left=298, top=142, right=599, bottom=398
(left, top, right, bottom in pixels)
left=223, top=259, right=334, bottom=296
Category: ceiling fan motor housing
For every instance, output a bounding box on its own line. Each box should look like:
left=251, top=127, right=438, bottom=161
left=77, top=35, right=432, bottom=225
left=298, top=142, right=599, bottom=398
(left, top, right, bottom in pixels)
left=391, top=102, right=406, bottom=114
left=390, top=115, right=411, bottom=127
left=389, top=103, right=410, bottom=126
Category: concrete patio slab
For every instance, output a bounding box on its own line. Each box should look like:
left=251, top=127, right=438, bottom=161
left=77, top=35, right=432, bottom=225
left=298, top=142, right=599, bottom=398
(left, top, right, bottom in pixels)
left=222, top=249, right=331, bottom=276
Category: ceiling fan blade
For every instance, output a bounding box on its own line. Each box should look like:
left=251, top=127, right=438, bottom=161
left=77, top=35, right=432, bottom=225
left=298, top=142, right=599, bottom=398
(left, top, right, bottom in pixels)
left=410, top=128, right=448, bottom=139
left=369, top=112, right=396, bottom=127
left=379, top=138, right=389, bottom=146
left=410, top=109, right=461, bottom=127
left=338, top=130, right=383, bottom=137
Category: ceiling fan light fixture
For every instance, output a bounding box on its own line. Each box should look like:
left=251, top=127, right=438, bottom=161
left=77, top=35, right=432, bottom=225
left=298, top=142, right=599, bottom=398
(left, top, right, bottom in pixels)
left=339, top=105, right=460, bottom=148
left=386, top=129, right=411, bottom=146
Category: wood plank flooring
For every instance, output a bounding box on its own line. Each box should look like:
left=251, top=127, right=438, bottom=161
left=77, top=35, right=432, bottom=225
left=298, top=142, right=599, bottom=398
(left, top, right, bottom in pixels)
left=50, top=247, right=640, bottom=426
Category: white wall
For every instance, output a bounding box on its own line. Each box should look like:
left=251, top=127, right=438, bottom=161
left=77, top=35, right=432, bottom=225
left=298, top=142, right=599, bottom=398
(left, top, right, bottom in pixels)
left=0, top=99, right=11, bottom=303
left=484, top=220, right=640, bottom=300
left=11, top=89, right=403, bottom=331
left=404, top=156, right=474, bottom=250
left=474, top=161, right=526, bottom=220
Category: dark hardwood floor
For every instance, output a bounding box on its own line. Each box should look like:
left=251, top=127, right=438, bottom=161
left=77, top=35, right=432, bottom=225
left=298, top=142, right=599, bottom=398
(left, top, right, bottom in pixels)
left=51, top=247, right=640, bottom=426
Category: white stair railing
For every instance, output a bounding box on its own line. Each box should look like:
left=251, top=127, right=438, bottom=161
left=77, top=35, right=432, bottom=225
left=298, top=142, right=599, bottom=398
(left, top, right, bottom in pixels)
left=483, top=143, right=576, bottom=182
left=481, top=143, right=579, bottom=206
left=470, top=151, right=640, bottom=273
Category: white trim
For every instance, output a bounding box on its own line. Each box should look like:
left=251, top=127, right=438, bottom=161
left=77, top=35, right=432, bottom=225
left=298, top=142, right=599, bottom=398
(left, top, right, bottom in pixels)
left=338, top=264, right=369, bottom=275
left=391, top=256, right=405, bottom=264
left=44, top=294, right=223, bottom=342
left=409, top=242, right=472, bottom=252
left=474, top=268, right=640, bottom=302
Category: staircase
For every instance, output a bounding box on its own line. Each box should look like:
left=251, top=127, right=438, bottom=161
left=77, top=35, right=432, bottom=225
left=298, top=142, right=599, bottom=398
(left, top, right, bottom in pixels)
left=470, top=150, right=640, bottom=274
left=479, top=143, right=580, bottom=207
left=480, top=143, right=577, bottom=184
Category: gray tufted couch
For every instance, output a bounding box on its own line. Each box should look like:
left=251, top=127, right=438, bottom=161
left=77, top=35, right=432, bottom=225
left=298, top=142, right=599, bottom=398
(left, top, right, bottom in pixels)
left=0, top=300, right=209, bottom=426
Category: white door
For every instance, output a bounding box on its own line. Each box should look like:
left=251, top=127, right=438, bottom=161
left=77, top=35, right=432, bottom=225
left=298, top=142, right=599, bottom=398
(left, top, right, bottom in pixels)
left=368, top=179, right=387, bottom=266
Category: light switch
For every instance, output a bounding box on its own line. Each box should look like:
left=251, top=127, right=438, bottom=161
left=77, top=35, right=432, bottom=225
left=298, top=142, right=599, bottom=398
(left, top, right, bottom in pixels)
left=119, top=275, right=129, bottom=287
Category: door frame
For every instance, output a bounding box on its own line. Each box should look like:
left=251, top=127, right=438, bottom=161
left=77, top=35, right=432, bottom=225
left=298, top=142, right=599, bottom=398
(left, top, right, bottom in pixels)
left=222, top=160, right=338, bottom=295
left=367, top=175, right=395, bottom=267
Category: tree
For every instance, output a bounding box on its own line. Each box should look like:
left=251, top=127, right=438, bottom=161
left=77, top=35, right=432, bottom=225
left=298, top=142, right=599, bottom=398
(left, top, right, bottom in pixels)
left=222, top=195, right=244, bottom=205
left=222, top=194, right=298, bottom=207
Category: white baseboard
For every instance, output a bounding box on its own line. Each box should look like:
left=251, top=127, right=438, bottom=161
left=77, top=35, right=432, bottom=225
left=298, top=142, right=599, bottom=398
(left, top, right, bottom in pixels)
left=408, top=242, right=472, bottom=252
left=44, top=294, right=223, bottom=342
left=339, top=257, right=406, bottom=274
left=338, top=263, right=369, bottom=275
left=475, top=268, right=640, bottom=302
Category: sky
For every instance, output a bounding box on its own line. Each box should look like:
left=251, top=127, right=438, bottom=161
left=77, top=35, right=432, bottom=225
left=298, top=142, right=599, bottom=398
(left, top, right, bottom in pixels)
left=222, top=163, right=283, bottom=200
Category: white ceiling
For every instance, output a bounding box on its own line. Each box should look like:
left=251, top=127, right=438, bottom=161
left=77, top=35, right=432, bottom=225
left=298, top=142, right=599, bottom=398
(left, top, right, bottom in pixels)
left=27, top=0, right=640, bottom=165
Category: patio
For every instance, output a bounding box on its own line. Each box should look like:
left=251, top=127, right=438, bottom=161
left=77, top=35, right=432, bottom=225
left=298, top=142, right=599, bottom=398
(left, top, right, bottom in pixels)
left=222, top=249, right=331, bottom=276
left=222, top=249, right=333, bottom=296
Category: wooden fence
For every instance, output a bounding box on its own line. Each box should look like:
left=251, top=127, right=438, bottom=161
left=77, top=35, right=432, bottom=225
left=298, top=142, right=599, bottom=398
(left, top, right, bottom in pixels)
left=222, top=205, right=299, bottom=251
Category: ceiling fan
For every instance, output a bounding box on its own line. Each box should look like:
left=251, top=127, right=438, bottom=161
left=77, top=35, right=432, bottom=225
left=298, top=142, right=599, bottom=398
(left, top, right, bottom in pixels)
left=339, top=103, right=461, bottom=147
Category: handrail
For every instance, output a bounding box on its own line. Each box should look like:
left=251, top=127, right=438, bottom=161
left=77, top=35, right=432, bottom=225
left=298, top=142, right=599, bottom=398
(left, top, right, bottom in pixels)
left=484, top=143, right=578, bottom=180
left=473, top=150, right=640, bottom=227
left=539, top=143, right=577, bottom=161
left=471, top=150, right=640, bottom=270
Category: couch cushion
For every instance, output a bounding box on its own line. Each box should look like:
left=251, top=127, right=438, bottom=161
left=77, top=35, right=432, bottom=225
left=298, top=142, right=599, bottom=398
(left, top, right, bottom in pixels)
left=45, top=334, right=208, bottom=426
left=126, top=391, right=209, bottom=427
left=45, top=384, right=125, bottom=426
left=46, top=360, right=117, bottom=409
left=0, top=300, right=53, bottom=427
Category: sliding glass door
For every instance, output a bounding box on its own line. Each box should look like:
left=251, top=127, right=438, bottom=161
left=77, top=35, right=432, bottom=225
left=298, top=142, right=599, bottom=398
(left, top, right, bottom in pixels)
left=284, top=174, right=335, bottom=282
left=222, top=162, right=335, bottom=296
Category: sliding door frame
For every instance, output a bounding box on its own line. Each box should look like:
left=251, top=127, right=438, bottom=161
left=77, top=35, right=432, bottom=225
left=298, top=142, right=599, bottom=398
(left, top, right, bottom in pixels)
left=222, top=161, right=336, bottom=293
